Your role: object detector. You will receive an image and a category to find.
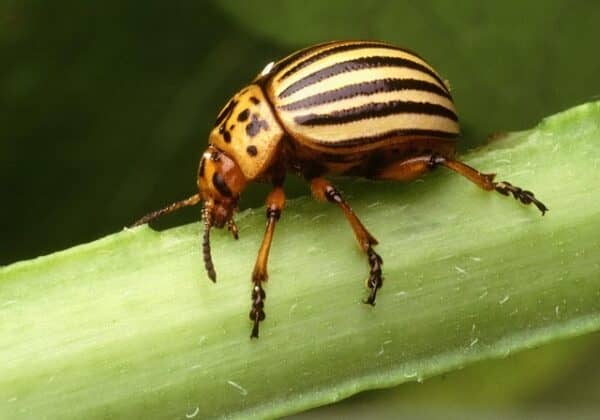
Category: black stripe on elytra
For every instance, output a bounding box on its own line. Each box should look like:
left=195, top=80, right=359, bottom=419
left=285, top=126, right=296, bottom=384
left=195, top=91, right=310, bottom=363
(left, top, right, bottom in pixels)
left=279, top=56, right=448, bottom=99
left=212, top=172, right=232, bottom=197
left=255, top=42, right=337, bottom=86
left=277, top=42, right=420, bottom=82
left=280, top=78, right=451, bottom=111
left=214, top=99, right=237, bottom=127
left=295, top=100, right=458, bottom=126
left=314, top=128, right=459, bottom=148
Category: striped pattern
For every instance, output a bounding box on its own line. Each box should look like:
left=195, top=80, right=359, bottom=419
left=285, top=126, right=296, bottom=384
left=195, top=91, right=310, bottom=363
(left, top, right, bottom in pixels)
left=262, top=41, right=460, bottom=150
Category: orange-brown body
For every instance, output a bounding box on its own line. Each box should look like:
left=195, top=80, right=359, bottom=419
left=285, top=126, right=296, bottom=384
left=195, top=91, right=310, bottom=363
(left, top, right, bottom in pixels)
left=133, top=41, right=547, bottom=338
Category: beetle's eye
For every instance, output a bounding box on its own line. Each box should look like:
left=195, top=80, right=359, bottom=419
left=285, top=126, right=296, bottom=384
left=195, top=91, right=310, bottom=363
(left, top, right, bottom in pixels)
left=212, top=172, right=232, bottom=197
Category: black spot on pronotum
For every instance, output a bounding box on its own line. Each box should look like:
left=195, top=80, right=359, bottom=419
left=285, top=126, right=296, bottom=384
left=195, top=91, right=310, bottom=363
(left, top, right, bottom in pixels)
left=237, top=109, right=250, bottom=122
left=212, top=172, right=232, bottom=197
left=250, top=96, right=260, bottom=105
left=246, top=145, right=258, bottom=157
left=223, top=131, right=231, bottom=143
left=246, top=121, right=259, bottom=137
left=246, top=114, right=270, bottom=137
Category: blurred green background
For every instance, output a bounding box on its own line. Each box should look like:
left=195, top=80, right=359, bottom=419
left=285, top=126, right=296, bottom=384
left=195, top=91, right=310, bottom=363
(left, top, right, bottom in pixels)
left=2, top=0, right=599, bottom=416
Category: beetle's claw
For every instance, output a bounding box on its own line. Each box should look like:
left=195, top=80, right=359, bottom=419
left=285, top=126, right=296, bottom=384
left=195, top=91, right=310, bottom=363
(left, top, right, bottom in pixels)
left=363, top=290, right=377, bottom=306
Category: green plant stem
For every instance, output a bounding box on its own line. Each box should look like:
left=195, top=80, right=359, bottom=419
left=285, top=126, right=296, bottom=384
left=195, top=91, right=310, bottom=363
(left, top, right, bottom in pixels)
left=2, top=102, right=600, bottom=419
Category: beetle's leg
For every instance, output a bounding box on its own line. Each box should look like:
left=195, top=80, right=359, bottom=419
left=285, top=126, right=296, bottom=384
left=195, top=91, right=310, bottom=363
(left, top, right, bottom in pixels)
left=375, top=155, right=548, bottom=215
left=250, top=185, right=286, bottom=339
left=310, top=178, right=383, bottom=306
left=432, top=156, right=548, bottom=215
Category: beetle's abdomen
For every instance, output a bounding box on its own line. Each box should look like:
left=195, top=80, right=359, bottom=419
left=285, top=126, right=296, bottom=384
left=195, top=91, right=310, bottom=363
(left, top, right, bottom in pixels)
left=265, top=41, right=460, bottom=152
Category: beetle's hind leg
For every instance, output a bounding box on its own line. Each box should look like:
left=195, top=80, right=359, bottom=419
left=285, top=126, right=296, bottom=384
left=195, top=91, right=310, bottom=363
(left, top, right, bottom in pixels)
left=310, top=178, right=383, bottom=305
left=375, top=155, right=548, bottom=215
left=433, top=156, right=548, bottom=215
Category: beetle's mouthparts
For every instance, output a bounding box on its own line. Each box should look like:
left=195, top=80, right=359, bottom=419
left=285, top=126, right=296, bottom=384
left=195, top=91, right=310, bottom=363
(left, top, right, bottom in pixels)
left=202, top=206, right=216, bottom=283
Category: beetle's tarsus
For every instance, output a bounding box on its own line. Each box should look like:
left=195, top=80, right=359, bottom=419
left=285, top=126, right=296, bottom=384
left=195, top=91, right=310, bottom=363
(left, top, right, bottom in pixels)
left=250, top=321, right=260, bottom=339
left=495, top=181, right=549, bottom=215
left=363, top=246, right=383, bottom=305
left=249, top=284, right=266, bottom=339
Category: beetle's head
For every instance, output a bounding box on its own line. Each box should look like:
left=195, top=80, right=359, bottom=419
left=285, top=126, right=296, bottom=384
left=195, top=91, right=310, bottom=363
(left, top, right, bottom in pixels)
left=196, top=146, right=248, bottom=282
left=197, top=145, right=247, bottom=229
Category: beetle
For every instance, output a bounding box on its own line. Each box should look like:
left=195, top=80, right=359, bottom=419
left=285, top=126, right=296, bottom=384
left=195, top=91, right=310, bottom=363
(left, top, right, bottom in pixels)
left=133, top=40, right=547, bottom=338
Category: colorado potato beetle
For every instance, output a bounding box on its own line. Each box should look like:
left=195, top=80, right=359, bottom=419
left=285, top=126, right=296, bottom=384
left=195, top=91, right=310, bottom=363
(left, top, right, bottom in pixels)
left=133, top=40, right=547, bottom=338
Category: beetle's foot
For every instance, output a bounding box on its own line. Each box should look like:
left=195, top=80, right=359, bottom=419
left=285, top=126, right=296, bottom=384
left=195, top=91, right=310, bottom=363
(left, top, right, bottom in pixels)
left=227, top=219, right=239, bottom=240
left=495, top=181, right=548, bottom=215
left=250, top=284, right=266, bottom=338
left=363, top=246, right=383, bottom=306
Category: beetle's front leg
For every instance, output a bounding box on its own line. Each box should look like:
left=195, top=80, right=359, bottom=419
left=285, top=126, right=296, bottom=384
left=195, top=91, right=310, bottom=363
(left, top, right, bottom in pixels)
left=250, top=185, right=285, bottom=338
left=310, top=178, right=383, bottom=305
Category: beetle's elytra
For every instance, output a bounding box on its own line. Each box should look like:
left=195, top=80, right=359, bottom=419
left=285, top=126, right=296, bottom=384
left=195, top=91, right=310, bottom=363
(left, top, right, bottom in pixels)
left=133, top=40, right=547, bottom=338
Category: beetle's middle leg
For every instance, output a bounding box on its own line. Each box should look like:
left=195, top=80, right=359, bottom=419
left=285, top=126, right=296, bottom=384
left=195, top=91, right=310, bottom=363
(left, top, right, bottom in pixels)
left=250, top=185, right=285, bottom=339
left=375, top=155, right=548, bottom=215
left=310, top=178, right=383, bottom=305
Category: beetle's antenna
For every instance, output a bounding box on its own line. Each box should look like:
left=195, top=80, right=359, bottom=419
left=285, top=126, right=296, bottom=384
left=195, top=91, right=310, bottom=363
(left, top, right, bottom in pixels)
left=202, top=205, right=217, bottom=282
left=131, top=194, right=201, bottom=227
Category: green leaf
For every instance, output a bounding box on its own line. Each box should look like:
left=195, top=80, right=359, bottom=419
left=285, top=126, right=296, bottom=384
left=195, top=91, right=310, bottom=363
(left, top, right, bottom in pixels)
left=2, top=102, right=600, bottom=418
